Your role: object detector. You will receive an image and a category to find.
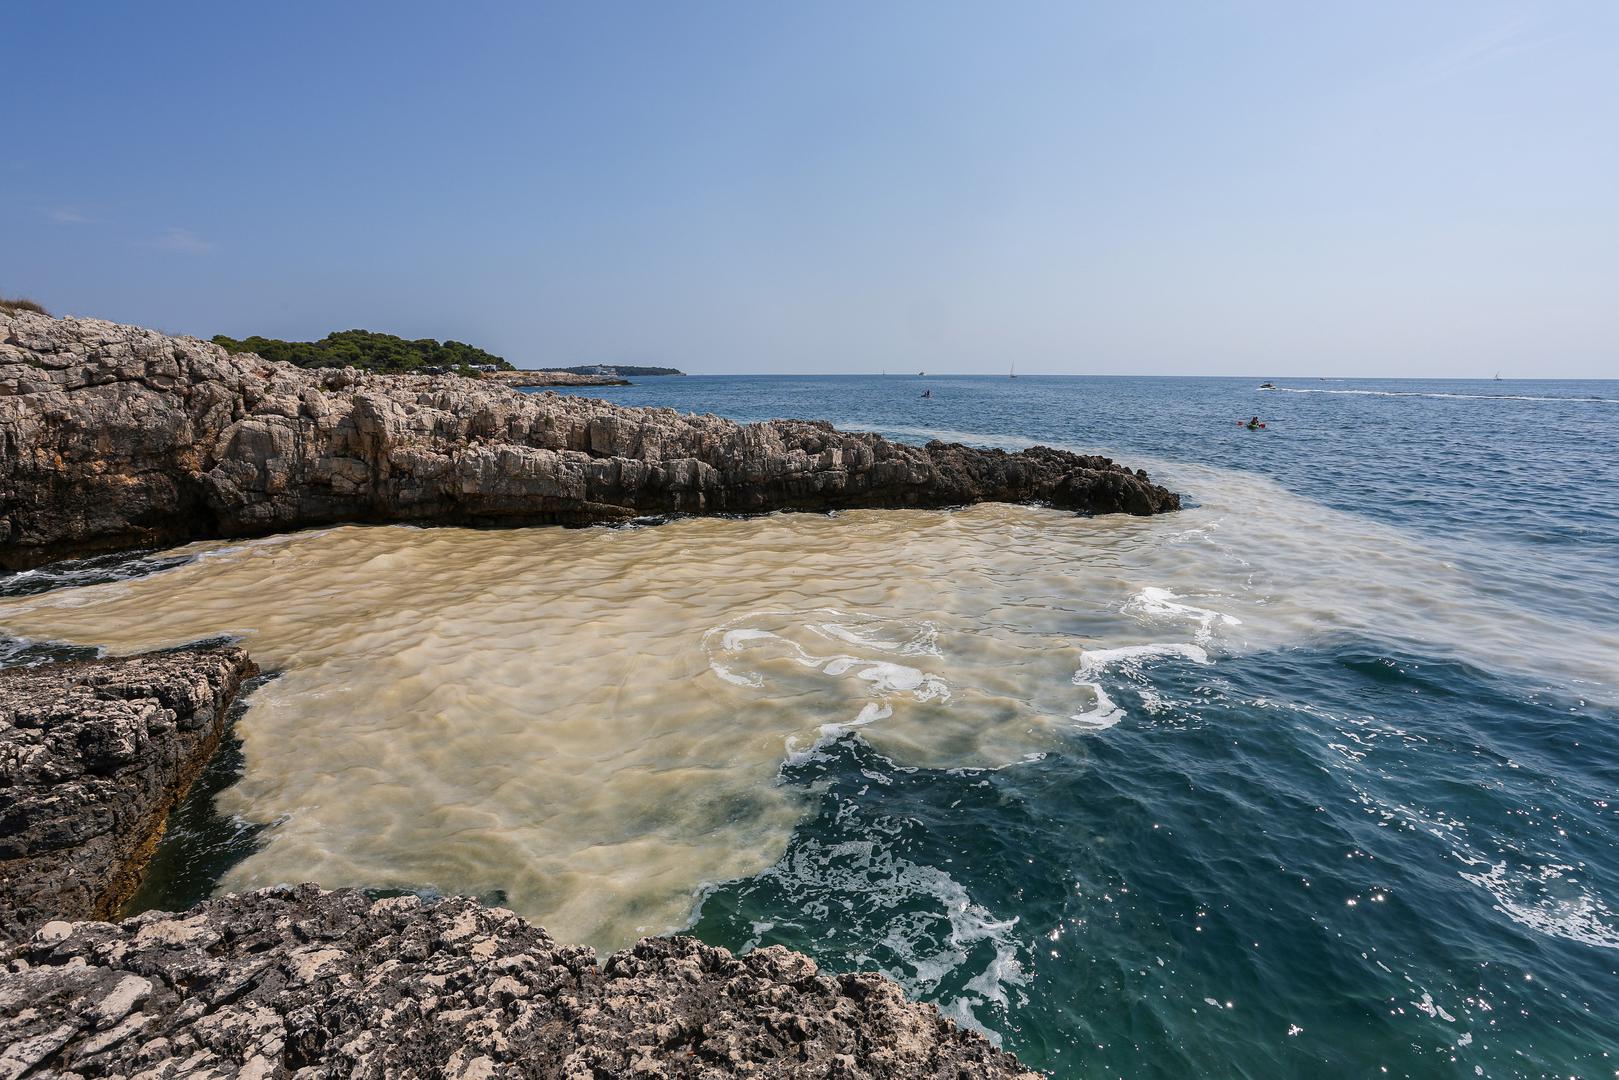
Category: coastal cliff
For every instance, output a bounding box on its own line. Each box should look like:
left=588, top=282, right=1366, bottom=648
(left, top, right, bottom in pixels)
left=0, top=647, right=257, bottom=940
left=0, top=311, right=1178, bottom=570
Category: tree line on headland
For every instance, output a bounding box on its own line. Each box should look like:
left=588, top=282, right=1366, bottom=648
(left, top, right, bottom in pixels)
left=212, top=329, right=515, bottom=375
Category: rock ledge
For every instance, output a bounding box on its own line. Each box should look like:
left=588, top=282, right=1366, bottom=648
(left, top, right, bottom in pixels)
left=0, top=311, right=1178, bottom=569
left=0, top=647, right=258, bottom=940
left=0, top=885, right=1040, bottom=1079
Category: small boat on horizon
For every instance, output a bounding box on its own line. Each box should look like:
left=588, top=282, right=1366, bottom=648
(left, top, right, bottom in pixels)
left=1259, top=382, right=1276, bottom=390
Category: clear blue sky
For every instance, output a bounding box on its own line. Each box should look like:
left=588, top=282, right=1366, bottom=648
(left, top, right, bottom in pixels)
left=5, top=1, right=1616, bottom=376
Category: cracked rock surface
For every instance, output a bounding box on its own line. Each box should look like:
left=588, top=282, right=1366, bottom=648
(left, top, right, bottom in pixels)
left=0, top=885, right=1040, bottom=1079
left=0, top=648, right=258, bottom=940
left=0, top=311, right=1178, bottom=569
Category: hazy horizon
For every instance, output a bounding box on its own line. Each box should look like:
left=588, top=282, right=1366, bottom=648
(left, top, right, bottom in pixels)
left=6, top=1, right=1617, bottom=378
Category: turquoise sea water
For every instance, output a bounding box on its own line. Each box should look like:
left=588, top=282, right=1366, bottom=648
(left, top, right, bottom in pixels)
left=549, top=374, right=1619, bottom=1078
left=6, top=374, right=1617, bottom=1078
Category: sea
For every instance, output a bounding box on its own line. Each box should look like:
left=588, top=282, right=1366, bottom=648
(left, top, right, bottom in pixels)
left=2, top=373, right=1616, bottom=1078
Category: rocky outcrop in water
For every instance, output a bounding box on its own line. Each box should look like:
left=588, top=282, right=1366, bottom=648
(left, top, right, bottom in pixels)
left=0, top=311, right=1178, bottom=569
left=0, top=885, right=1039, bottom=1079
left=481, top=370, right=631, bottom=388
left=0, top=647, right=257, bottom=941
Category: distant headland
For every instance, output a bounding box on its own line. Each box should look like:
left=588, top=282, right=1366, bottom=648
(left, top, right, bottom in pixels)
left=207, top=325, right=685, bottom=382
left=558, top=363, right=686, bottom=377
left=480, top=369, right=630, bottom=388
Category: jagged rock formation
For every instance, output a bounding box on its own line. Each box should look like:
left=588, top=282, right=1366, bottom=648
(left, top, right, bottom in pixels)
left=0, top=885, right=1040, bottom=1078
left=0, top=311, right=1178, bottom=570
left=0, top=647, right=258, bottom=941
left=481, top=371, right=631, bottom=388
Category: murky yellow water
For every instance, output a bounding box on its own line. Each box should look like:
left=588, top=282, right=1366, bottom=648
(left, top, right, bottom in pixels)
left=2, top=464, right=1612, bottom=949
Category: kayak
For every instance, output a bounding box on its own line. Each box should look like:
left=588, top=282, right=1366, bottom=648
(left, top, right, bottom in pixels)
left=1238, top=421, right=1267, bottom=429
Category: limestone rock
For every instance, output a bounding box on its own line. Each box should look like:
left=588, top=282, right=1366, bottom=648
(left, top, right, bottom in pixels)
left=0, top=885, right=1042, bottom=1078
left=0, top=647, right=258, bottom=940
left=0, top=311, right=1178, bottom=570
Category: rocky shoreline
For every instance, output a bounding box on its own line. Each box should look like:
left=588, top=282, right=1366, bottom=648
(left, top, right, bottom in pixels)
left=0, top=310, right=1177, bottom=570
left=1, top=886, right=1038, bottom=1078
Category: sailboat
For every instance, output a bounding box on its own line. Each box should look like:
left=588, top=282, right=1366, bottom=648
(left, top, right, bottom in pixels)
left=1009, top=362, right=1017, bottom=379
left=1494, top=372, right=1503, bottom=381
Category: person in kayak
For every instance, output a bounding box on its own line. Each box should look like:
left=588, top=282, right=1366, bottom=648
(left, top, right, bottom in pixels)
left=1246, top=416, right=1263, bottom=429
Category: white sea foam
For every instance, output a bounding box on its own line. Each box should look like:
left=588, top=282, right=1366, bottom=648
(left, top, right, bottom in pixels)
left=783, top=702, right=894, bottom=769
left=705, top=612, right=950, bottom=705
left=1076, top=642, right=1211, bottom=676
left=1067, top=642, right=1212, bottom=730
left=1411, top=991, right=1458, bottom=1022
left=1458, top=859, right=1619, bottom=951
left=1068, top=682, right=1125, bottom=730
left=1339, top=763, right=1619, bottom=953
left=1124, top=587, right=1241, bottom=644
left=749, top=835, right=1027, bottom=1039
left=808, top=617, right=939, bottom=654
